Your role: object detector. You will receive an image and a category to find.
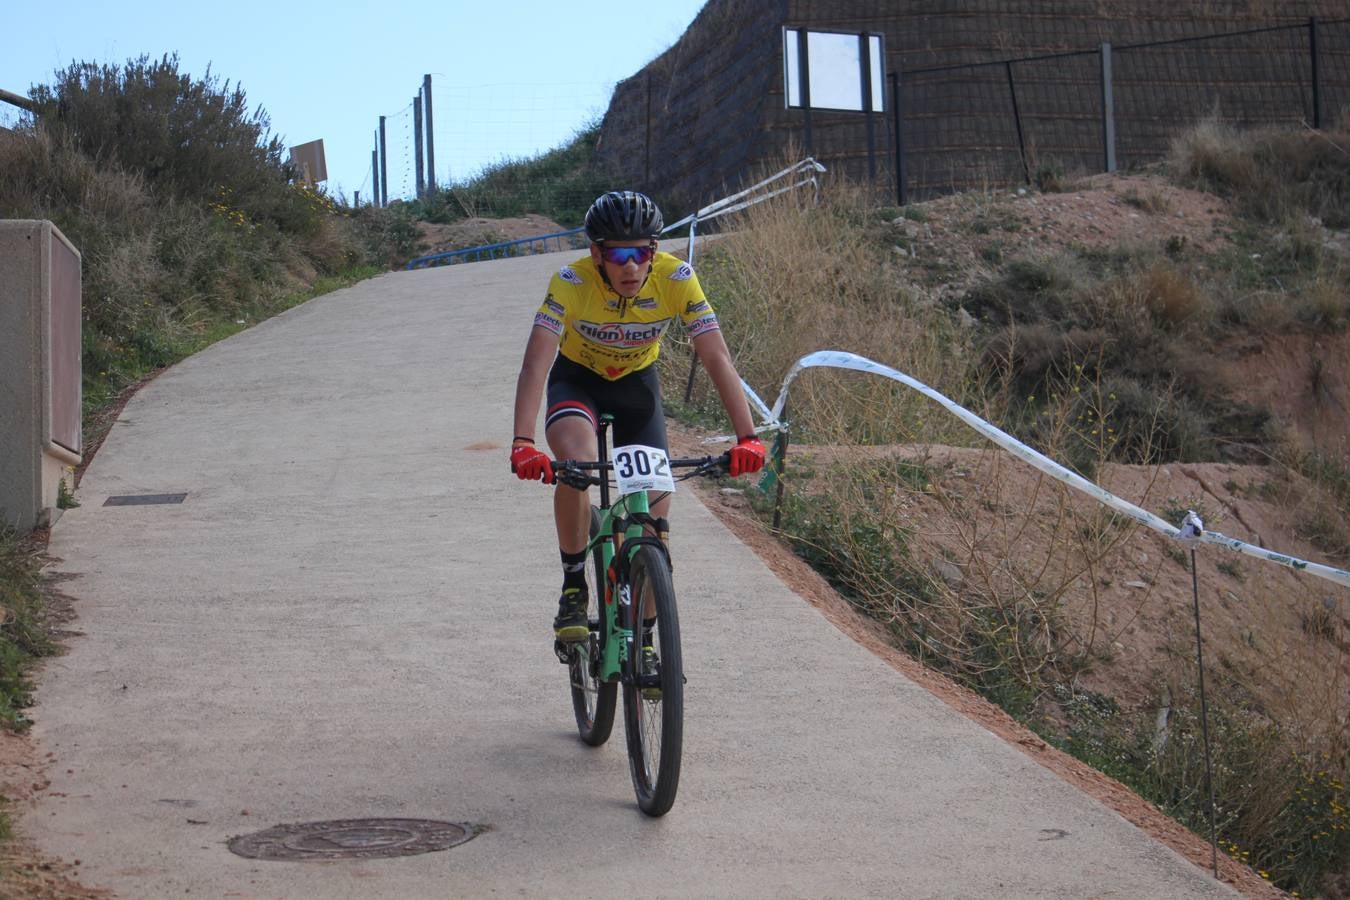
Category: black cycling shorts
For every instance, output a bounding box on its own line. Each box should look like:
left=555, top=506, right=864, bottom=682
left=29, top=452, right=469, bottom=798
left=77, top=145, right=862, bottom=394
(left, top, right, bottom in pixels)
left=545, top=356, right=668, bottom=452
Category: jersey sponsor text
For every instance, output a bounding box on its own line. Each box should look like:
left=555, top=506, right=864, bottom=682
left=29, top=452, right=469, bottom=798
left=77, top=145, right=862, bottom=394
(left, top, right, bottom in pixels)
left=534, top=312, right=564, bottom=334
left=575, top=318, right=673, bottom=348
left=687, top=314, right=720, bottom=338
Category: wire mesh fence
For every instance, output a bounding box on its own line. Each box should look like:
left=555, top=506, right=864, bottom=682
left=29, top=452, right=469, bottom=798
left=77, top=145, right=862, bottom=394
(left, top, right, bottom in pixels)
left=893, top=18, right=1350, bottom=201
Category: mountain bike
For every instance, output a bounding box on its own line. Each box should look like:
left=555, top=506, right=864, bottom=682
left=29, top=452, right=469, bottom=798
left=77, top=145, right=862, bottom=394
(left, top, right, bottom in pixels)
left=543, top=415, right=727, bottom=817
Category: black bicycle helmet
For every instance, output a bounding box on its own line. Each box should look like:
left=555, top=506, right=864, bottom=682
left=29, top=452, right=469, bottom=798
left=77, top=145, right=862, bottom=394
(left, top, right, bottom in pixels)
left=584, top=191, right=664, bottom=243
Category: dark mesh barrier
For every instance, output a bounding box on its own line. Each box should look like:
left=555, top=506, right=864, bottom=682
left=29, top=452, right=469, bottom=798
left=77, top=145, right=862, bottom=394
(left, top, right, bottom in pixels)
left=595, top=1, right=1350, bottom=209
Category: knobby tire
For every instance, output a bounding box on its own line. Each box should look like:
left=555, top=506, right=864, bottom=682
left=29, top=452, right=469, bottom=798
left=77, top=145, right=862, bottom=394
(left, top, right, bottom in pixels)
left=570, top=506, right=616, bottom=745
left=622, top=544, right=683, bottom=817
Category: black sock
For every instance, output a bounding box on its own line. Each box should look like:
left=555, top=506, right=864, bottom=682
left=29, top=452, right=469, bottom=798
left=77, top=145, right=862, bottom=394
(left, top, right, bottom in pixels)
left=561, top=549, right=587, bottom=592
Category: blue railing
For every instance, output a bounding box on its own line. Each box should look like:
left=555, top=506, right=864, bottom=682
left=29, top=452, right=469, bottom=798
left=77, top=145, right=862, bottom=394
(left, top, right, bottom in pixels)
left=406, top=227, right=586, bottom=270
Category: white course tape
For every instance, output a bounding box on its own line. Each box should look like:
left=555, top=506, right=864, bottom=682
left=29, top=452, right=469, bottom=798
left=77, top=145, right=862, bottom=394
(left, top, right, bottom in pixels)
left=715, top=350, right=1350, bottom=588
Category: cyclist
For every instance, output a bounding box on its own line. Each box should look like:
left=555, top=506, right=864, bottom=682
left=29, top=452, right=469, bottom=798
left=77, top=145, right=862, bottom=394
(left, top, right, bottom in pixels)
left=511, top=190, right=766, bottom=643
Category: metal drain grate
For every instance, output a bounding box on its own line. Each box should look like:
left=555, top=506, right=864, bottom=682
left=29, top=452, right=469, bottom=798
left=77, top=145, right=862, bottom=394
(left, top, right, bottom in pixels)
left=103, top=493, right=188, bottom=507
left=227, top=818, right=482, bottom=861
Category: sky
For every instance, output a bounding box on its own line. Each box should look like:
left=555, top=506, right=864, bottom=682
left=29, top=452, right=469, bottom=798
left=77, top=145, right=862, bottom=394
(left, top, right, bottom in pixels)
left=0, top=0, right=711, bottom=203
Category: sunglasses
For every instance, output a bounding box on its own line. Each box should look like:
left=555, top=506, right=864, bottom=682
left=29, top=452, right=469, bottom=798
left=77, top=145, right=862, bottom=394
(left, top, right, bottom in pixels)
left=599, top=244, right=656, bottom=266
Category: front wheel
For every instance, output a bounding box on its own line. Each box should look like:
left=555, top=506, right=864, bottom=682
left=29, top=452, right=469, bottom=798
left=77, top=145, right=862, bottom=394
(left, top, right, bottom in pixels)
left=622, top=544, right=683, bottom=817
left=570, top=506, right=616, bottom=746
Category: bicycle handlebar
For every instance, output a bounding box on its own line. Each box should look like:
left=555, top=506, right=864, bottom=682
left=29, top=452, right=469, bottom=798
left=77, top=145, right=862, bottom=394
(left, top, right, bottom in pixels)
left=549, top=453, right=730, bottom=489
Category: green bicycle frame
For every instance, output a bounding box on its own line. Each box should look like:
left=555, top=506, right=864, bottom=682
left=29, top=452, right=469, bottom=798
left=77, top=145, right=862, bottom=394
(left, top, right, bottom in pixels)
left=586, top=415, right=659, bottom=685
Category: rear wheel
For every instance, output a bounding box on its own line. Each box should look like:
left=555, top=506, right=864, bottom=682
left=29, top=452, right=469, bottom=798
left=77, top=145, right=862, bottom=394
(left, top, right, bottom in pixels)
left=622, top=544, right=683, bottom=817
left=570, top=507, right=616, bottom=746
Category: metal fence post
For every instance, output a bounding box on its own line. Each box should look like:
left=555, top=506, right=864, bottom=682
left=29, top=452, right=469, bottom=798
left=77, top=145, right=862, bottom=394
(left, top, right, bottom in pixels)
left=763, top=412, right=790, bottom=531
left=423, top=74, right=436, bottom=191
left=1101, top=42, right=1117, bottom=173
left=798, top=28, right=814, bottom=156
left=1310, top=17, right=1322, bottom=130
left=645, top=71, right=653, bottom=187
left=682, top=214, right=703, bottom=405
left=1190, top=548, right=1220, bottom=879
left=1006, top=62, right=1031, bottom=185
left=861, top=33, right=877, bottom=183
left=413, top=95, right=424, bottom=199
left=379, top=116, right=389, bottom=206
left=890, top=71, right=907, bottom=206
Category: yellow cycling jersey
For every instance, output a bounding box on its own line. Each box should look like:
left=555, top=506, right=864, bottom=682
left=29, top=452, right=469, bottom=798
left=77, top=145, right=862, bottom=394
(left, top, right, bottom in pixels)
left=532, top=251, right=721, bottom=380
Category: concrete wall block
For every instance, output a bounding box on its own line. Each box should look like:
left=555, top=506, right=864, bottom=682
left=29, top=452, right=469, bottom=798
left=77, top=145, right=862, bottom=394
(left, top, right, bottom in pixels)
left=0, top=220, right=82, bottom=533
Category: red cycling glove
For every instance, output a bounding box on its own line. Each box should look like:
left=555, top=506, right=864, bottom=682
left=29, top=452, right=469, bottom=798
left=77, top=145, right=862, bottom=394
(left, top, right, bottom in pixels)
left=510, top=444, right=553, bottom=482
left=728, top=435, right=766, bottom=477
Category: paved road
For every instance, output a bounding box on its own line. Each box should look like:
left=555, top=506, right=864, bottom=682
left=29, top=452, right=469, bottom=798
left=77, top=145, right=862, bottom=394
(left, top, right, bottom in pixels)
left=31, top=252, right=1236, bottom=898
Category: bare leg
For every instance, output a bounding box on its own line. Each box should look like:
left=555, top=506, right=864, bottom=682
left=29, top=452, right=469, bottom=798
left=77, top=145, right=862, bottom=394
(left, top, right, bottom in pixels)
left=546, top=416, right=598, bottom=554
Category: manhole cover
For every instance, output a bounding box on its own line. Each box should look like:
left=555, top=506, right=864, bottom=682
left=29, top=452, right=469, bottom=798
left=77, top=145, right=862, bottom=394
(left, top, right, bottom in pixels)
left=104, top=493, right=188, bottom=506
left=227, top=818, right=480, bottom=861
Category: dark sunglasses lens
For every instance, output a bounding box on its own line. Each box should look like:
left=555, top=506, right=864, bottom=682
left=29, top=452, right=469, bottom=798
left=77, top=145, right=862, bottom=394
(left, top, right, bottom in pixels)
left=604, top=246, right=653, bottom=265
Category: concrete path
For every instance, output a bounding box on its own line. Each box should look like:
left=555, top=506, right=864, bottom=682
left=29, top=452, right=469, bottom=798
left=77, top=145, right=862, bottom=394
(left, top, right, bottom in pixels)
left=31, top=252, right=1236, bottom=898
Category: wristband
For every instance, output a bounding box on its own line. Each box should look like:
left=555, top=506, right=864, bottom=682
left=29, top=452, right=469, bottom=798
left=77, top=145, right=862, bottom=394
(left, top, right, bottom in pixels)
left=513, top=436, right=535, bottom=444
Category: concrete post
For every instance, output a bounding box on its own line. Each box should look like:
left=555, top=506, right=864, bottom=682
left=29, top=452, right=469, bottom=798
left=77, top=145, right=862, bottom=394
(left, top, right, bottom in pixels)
left=0, top=221, right=83, bottom=532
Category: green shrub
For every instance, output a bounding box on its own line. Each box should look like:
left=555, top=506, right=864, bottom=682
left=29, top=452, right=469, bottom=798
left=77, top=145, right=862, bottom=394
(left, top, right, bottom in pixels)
left=0, top=531, right=56, bottom=730
left=29, top=55, right=290, bottom=220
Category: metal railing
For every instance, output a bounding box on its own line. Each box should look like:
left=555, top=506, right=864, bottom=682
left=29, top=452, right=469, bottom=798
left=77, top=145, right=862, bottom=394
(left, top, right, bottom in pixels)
left=0, top=88, right=36, bottom=113
left=405, top=227, right=586, bottom=269
left=404, top=157, right=828, bottom=272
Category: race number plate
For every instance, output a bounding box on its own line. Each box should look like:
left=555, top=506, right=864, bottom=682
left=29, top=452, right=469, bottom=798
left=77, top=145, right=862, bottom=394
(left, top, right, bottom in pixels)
left=611, top=444, right=676, bottom=496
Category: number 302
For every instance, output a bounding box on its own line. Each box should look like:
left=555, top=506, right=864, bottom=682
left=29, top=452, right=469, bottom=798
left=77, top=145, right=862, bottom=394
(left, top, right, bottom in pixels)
left=615, top=448, right=669, bottom=479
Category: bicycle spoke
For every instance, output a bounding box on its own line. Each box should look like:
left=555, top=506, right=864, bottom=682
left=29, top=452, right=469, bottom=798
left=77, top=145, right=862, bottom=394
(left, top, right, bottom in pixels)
left=623, top=545, right=682, bottom=816
left=568, top=507, right=616, bottom=747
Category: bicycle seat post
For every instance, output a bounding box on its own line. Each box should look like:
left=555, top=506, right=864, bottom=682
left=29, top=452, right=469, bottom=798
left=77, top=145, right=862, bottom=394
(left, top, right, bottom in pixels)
left=596, top=414, right=613, bottom=511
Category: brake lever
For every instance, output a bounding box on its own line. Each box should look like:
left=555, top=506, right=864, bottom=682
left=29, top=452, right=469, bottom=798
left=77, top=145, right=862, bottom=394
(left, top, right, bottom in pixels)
left=694, top=453, right=732, bottom=478
left=552, top=462, right=595, bottom=491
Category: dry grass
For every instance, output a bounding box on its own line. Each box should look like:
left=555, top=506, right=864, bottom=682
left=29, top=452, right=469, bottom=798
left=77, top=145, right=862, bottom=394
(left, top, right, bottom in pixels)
left=662, top=172, right=973, bottom=446
left=680, top=155, right=1350, bottom=895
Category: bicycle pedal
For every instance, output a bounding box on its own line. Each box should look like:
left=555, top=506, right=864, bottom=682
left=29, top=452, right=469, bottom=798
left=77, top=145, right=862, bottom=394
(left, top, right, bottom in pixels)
left=553, top=640, right=571, bottom=664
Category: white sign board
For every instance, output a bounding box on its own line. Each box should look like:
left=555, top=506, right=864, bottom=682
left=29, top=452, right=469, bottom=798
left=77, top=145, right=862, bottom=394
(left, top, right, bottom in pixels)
left=784, top=29, right=885, bottom=113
